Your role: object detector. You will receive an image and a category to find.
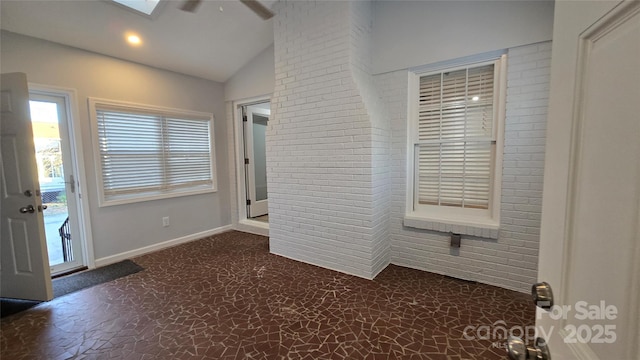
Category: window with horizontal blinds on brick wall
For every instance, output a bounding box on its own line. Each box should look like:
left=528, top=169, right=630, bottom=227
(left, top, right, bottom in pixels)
left=95, top=105, right=214, bottom=202
left=416, top=64, right=495, bottom=209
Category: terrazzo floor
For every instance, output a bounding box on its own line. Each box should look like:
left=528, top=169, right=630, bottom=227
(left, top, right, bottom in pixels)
left=1, top=231, right=535, bottom=359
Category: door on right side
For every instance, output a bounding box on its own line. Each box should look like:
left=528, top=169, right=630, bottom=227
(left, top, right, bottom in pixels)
left=536, top=0, right=640, bottom=359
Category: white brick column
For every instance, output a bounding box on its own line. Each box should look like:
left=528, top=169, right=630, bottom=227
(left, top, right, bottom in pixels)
left=268, top=0, right=390, bottom=279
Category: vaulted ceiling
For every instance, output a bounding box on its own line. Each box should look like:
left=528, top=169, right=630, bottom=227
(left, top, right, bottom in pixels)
left=1, top=0, right=275, bottom=83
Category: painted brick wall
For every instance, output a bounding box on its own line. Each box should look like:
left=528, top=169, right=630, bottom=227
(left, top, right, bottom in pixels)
left=268, top=0, right=390, bottom=278
left=376, top=42, right=552, bottom=292
left=264, top=0, right=549, bottom=292
left=349, top=0, right=392, bottom=276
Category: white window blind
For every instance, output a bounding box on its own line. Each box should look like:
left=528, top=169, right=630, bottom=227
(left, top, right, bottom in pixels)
left=416, top=64, right=495, bottom=210
left=93, top=102, right=215, bottom=204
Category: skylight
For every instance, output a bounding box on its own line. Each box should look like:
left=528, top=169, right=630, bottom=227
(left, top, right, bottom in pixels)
left=111, top=0, right=162, bottom=16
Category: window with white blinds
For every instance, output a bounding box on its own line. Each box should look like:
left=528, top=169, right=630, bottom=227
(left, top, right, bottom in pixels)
left=416, top=64, right=495, bottom=210
left=89, top=99, right=216, bottom=206
left=411, top=57, right=505, bottom=223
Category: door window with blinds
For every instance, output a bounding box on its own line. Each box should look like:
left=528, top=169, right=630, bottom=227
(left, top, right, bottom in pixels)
left=410, top=56, right=506, bottom=225
left=89, top=99, right=216, bottom=206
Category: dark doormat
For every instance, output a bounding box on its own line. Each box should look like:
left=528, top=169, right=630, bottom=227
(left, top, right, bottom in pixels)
left=0, top=298, right=41, bottom=318
left=53, top=259, right=144, bottom=298
left=1, top=260, right=143, bottom=319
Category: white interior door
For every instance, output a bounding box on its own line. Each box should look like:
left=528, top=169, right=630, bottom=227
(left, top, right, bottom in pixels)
left=536, top=1, right=640, bottom=358
left=244, top=105, right=269, bottom=218
left=1, top=72, right=53, bottom=301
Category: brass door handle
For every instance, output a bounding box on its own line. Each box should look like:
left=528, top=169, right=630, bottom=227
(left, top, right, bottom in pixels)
left=507, top=337, right=551, bottom=360
left=532, top=282, right=554, bottom=310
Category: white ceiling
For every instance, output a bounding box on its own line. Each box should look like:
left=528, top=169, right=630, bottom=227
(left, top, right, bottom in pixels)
left=0, top=0, right=276, bottom=83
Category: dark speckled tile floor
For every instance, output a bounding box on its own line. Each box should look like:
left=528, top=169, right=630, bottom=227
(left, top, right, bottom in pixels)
left=1, top=231, right=534, bottom=359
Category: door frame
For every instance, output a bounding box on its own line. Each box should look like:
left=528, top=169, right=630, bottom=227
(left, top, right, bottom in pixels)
left=28, top=83, right=95, bottom=270
left=232, top=95, right=270, bottom=236
left=244, top=105, right=270, bottom=218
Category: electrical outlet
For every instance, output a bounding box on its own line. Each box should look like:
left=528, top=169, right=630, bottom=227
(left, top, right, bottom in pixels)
left=162, top=216, right=170, bottom=227
left=450, top=232, right=461, bottom=248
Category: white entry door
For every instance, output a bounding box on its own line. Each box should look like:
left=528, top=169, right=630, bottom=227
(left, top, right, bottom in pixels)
left=29, top=90, right=85, bottom=275
left=533, top=1, right=640, bottom=359
left=244, top=105, right=269, bottom=218
left=1, top=72, right=53, bottom=301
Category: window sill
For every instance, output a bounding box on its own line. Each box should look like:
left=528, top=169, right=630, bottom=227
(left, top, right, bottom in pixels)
left=99, top=187, right=216, bottom=207
left=403, top=213, right=499, bottom=239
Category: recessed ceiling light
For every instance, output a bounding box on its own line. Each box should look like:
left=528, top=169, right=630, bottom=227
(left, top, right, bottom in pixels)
left=127, top=34, right=142, bottom=46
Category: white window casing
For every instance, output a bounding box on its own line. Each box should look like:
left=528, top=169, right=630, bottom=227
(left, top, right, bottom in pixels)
left=405, top=55, right=507, bottom=237
left=89, top=98, right=217, bottom=207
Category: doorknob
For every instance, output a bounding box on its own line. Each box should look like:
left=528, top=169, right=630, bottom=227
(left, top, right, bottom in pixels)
left=19, top=205, right=35, bottom=214
left=38, top=204, right=48, bottom=212
left=532, top=282, right=554, bottom=310
left=507, top=336, right=551, bottom=360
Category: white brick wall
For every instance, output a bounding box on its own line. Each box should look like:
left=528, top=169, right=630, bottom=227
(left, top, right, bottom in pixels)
left=268, top=0, right=390, bottom=279
left=265, top=0, right=549, bottom=293
left=349, top=0, right=391, bottom=277
left=376, top=42, right=552, bottom=293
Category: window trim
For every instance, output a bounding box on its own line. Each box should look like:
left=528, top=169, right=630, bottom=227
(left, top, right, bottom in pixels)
left=88, top=98, right=217, bottom=207
left=405, top=54, right=507, bottom=234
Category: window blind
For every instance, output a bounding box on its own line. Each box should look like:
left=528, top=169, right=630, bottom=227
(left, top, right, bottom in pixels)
left=417, top=64, right=495, bottom=209
left=95, top=106, right=214, bottom=201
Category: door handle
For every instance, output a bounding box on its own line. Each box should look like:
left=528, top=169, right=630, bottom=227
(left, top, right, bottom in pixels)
left=507, top=336, right=551, bottom=360
left=38, top=204, right=48, bottom=212
left=532, top=282, right=554, bottom=310
left=19, top=205, right=35, bottom=214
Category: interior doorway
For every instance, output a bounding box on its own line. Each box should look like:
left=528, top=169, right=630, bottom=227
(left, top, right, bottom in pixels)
left=29, top=88, right=87, bottom=276
left=243, top=102, right=270, bottom=222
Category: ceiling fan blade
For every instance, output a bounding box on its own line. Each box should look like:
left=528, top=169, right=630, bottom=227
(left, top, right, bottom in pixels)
left=181, top=0, right=202, bottom=13
left=239, top=0, right=274, bottom=20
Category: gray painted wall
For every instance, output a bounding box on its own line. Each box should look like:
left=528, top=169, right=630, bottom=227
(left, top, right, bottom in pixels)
left=1, top=31, right=231, bottom=262
left=224, top=45, right=275, bottom=102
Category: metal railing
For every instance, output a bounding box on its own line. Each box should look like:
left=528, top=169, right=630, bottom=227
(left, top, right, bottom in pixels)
left=58, top=217, right=73, bottom=262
